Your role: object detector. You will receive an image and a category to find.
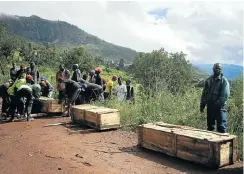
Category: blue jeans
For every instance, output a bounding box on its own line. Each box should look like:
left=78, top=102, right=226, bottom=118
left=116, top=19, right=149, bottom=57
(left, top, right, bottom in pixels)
left=207, top=103, right=227, bottom=133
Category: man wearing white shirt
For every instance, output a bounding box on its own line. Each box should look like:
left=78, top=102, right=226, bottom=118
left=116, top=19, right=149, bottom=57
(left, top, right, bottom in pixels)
left=116, top=77, right=127, bottom=101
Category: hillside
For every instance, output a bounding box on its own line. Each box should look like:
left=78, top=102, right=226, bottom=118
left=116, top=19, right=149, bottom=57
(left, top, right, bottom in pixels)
left=0, top=14, right=138, bottom=62
left=193, top=63, right=243, bottom=80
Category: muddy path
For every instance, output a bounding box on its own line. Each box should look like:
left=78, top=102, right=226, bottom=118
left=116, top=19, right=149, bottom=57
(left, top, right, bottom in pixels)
left=0, top=116, right=243, bottom=174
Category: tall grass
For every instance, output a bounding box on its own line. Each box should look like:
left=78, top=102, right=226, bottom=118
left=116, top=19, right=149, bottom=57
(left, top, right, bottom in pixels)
left=94, top=87, right=243, bottom=160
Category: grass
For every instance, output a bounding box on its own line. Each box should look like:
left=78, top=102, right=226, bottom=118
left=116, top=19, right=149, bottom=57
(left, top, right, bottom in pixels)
left=93, top=87, right=243, bottom=160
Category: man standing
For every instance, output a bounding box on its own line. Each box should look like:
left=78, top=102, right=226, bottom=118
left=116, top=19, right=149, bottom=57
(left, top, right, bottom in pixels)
left=10, top=62, right=18, bottom=81
left=104, top=75, right=117, bottom=100
left=88, top=70, right=96, bottom=83
left=56, top=64, right=70, bottom=104
left=95, top=67, right=103, bottom=87
left=29, top=62, right=40, bottom=84
left=200, top=63, right=230, bottom=133
left=116, top=77, right=127, bottom=101
left=126, top=79, right=135, bottom=104
left=0, top=80, right=13, bottom=118
left=71, top=64, right=81, bottom=82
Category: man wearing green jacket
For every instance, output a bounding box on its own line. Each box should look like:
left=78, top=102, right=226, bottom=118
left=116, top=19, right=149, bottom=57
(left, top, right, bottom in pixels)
left=200, top=63, right=230, bottom=133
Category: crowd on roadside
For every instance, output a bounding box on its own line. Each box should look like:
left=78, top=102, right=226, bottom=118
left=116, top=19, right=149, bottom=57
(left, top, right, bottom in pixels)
left=0, top=62, right=135, bottom=122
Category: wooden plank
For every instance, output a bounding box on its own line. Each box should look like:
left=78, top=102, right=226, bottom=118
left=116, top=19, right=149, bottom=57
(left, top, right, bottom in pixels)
left=232, top=136, right=239, bottom=163
left=137, top=122, right=238, bottom=169
left=177, top=149, right=209, bottom=164
left=99, top=112, right=120, bottom=126
left=142, top=142, right=175, bottom=156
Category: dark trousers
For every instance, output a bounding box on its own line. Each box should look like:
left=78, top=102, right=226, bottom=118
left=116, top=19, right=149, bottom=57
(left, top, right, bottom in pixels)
left=58, top=90, right=66, bottom=104
left=207, top=103, right=227, bottom=133
left=68, top=88, right=81, bottom=105
left=104, top=92, right=111, bottom=100
left=1, top=97, right=10, bottom=114
left=9, top=89, right=33, bottom=120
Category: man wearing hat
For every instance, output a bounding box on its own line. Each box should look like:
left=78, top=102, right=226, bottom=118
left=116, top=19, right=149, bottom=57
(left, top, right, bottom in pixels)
left=16, top=64, right=26, bottom=80
left=40, top=76, right=53, bottom=98
left=200, top=63, right=230, bottom=133
left=95, top=67, right=103, bottom=87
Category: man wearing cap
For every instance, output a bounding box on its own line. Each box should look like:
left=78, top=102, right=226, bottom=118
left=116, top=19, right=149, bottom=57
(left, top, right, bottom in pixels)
left=10, top=62, right=18, bottom=82
left=40, top=76, right=53, bottom=98
left=71, top=64, right=81, bottom=82
left=95, top=67, right=103, bottom=87
left=104, top=75, right=117, bottom=100
left=56, top=64, right=70, bottom=104
left=200, top=63, right=230, bottom=133
left=29, top=62, right=40, bottom=84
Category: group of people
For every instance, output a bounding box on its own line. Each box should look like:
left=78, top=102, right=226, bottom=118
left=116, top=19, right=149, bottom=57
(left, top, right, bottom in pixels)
left=0, top=62, right=134, bottom=122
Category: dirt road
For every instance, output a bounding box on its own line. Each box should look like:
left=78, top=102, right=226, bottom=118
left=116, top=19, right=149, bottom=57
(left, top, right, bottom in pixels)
left=0, top=116, right=243, bottom=174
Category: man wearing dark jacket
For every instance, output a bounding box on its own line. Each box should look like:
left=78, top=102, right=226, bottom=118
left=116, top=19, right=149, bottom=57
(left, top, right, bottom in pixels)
left=71, top=64, right=81, bottom=82
left=200, top=63, right=230, bottom=133
left=0, top=80, right=13, bottom=118
left=95, top=67, right=103, bottom=87
left=29, top=62, right=40, bottom=84
left=57, top=78, right=81, bottom=116
left=10, top=62, right=18, bottom=81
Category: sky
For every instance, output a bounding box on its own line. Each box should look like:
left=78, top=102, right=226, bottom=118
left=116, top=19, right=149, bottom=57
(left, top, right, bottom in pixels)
left=0, top=1, right=243, bottom=65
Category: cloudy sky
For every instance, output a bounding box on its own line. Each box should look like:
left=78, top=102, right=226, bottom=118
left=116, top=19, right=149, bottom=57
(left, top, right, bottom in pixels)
left=0, top=1, right=243, bottom=65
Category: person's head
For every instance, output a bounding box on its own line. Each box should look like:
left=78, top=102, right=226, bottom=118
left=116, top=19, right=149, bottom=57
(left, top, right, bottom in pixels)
left=20, top=64, right=25, bottom=70
left=41, top=76, right=46, bottom=82
left=90, top=70, right=95, bottom=76
left=40, top=81, right=47, bottom=87
left=12, top=62, right=16, bottom=68
left=26, top=75, right=34, bottom=84
left=213, top=63, right=222, bottom=77
left=95, top=67, right=102, bottom=75
left=102, top=77, right=107, bottom=84
left=118, top=77, right=122, bottom=85
left=59, top=64, right=65, bottom=71
left=126, top=79, right=131, bottom=86
left=26, top=67, right=31, bottom=74
left=30, top=62, right=35, bottom=69
left=112, top=75, right=118, bottom=81
left=72, top=64, right=79, bottom=71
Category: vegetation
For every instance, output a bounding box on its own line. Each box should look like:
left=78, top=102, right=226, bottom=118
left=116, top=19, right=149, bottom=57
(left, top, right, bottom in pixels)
left=0, top=16, right=243, bottom=160
left=0, top=14, right=138, bottom=62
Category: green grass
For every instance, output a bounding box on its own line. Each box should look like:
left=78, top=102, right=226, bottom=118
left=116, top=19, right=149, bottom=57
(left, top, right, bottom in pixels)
left=93, top=88, right=243, bottom=160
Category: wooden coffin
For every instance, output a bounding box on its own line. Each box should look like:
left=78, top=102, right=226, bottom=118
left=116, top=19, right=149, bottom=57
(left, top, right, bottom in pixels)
left=71, top=104, right=100, bottom=124
left=39, top=97, right=66, bottom=113
left=71, top=105, right=121, bottom=130
left=137, top=122, right=238, bottom=169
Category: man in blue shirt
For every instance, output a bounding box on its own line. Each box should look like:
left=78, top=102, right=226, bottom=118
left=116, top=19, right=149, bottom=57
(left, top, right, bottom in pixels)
left=200, top=63, right=230, bottom=133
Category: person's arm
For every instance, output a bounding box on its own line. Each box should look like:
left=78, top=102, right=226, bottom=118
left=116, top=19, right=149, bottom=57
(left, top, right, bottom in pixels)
left=218, top=78, right=230, bottom=107
left=200, top=79, right=208, bottom=111
left=36, top=70, right=40, bottom=83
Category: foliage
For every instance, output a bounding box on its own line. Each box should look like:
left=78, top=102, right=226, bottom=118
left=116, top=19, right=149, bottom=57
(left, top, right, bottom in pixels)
left=133, top=48, right=193, bottom=94
left=1, top=15, right=138, bottom=62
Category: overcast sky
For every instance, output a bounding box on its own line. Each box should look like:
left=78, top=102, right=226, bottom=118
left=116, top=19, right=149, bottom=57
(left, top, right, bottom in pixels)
left=0, top=1, right=243, bottom=65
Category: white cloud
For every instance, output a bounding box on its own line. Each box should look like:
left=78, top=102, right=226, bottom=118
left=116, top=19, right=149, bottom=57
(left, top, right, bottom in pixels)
left=0, top=1, right=243, bottom=65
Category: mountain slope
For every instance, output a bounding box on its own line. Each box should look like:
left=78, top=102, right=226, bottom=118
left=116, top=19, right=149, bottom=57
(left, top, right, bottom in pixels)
left=0, top=14, right=138, bottom=62
left=193, top=63, right=243, bottom=80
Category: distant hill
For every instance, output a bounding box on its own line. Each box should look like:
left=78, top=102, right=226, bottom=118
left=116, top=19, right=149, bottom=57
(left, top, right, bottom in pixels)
left=193, top=63, right=243, bottom=80
left=0, top=14, right=138, bottom=62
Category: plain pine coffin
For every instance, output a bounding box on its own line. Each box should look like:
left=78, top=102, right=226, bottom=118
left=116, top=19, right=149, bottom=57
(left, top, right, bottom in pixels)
left=137, top=122, right=238, bottom=169
left=71, top=104, right=121, bottom=130
left=39, top=97, right=66, bottom=113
